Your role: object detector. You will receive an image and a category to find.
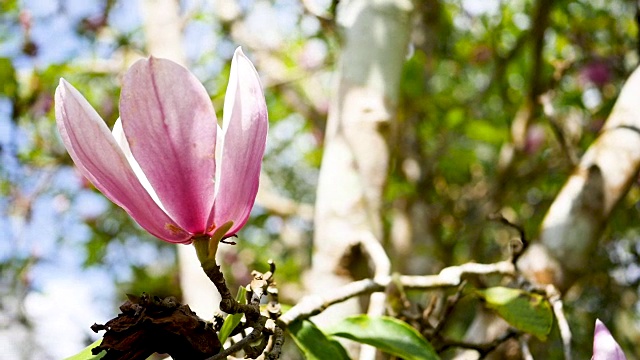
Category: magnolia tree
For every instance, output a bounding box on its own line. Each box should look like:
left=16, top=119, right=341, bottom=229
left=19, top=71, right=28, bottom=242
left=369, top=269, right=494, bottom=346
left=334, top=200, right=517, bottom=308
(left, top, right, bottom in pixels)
left=2, top=0, right=640, bottom=359
left=56, top=48, right=273, bottom=358
left=57, top=46, right=630, bottom=360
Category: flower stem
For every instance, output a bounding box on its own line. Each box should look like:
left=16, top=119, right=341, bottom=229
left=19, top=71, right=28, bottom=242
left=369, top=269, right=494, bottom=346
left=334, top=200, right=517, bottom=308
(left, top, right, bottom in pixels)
left=200, top=258, right=260, bottom=321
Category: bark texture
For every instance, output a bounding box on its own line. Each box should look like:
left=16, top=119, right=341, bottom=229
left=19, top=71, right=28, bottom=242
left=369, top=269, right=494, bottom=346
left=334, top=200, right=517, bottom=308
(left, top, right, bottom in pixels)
left=307, top=0, right=413, bottom=327
left=461, top=66, right=640, bottom=358
left=519, top=65, right=640, bottom=289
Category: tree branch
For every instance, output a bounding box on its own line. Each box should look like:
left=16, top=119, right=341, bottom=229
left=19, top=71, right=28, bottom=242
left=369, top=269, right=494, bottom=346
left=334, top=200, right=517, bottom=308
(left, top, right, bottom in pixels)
left=279, top=260, right=516, bottom=326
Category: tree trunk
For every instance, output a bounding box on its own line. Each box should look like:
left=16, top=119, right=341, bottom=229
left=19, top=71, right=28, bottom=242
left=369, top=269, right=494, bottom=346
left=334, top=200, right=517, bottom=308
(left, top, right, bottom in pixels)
left=460, top=65, right=640, bottom=358
left=306, top=0, right=412, bottom=330
left=519, top=65, right=640, bottom=288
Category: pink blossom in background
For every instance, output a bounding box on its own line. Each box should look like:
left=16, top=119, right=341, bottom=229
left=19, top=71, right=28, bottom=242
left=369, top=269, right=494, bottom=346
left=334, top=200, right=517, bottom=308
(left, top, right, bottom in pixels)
left=593, top=319, right=626, bottom=360
left=581, top=60, right=611, bottom=87
left=54, top=47, right=268, bottom=244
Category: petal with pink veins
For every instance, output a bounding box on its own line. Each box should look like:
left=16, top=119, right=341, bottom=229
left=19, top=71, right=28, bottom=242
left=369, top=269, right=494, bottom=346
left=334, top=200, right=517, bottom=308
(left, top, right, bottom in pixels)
left=209, top=48, right=268, bottom=235
left=55, top=79, right=191, bottom=243
left=120, top=57, right=218, bottom=234
left=112, top=118, right=165, bottom=213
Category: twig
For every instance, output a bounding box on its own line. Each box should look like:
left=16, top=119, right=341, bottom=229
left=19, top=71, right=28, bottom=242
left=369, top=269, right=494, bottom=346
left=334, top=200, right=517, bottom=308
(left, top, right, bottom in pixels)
left=207, top=317, right=267, bottom=360
left=201, top=259, right=281, bottom=359
left=359, top=231, right=391, bottom=281
left=358, top=231, right=391, bottom=360
left=437, top=329, right=520, bottom=357
left=547, top=285, right=572, bottom=360
left=432, top=281, right=467, bottom=335
left=540, top=92, right=579, bottom=166
left=265, top=326, right=284, bottom=360
left=520, top=335, right=534, bottom=360
left=279, top=261, right=516, bottom=325
left=257, top=173, right=314, bottom=220
left=201, top=259, right=261, bottom=321
left=487, top=214, right=528, bottom=265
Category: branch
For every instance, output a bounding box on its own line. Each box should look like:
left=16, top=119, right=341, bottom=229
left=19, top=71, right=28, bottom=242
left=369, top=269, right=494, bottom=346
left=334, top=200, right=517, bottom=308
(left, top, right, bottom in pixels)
left=256, top=173, right=314, bottom=220
left=200, top=259, right=279, bottom=359
left=437, top=329, right=520, bottom=357
left=540, top=91, right=580, bottom=166
left=547, top=285, right=572, bottom=360
left=279, top=260, right=516, bottom=326
left=358, top=232, right=391, bottom=360
left=531, top=65, right=640, bottom=284
left=207, top=317, right=267, bottom=360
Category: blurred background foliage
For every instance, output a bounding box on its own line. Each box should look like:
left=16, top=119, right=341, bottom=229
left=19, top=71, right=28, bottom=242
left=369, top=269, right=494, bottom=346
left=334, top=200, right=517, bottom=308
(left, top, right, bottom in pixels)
left=1, top=0, right=640, bottom=358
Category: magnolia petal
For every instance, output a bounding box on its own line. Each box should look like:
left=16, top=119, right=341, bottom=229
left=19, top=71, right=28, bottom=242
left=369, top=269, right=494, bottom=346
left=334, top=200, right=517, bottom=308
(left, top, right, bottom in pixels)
left=112, top=118, right=165, bottom=213
left=120, top=57, right=217, bottom=234
left=55, top=79, right=190, bottom=243
left=209, top=48, right=268, bottom=235
left=593, top=319, right=626, bottom=360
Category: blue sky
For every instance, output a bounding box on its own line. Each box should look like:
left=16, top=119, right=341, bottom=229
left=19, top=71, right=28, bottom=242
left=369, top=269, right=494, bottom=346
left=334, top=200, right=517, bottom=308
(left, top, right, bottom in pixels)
left=0, top=0, right=316, bottom=357
left=1, top=1, right=162, bottom=357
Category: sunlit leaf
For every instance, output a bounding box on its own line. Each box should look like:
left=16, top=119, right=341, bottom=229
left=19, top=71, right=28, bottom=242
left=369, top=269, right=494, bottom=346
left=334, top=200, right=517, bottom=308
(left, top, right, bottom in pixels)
left=327, top=315, right=439, bottom=360
left=62, top=339, right=105, bottom=360
left=288, top=319, right=350, bottom=360
left=0, top=0, right=18, bottom=12
left=476, top=287, right=553, bottom=340
left=465, top=119, right=508, bottom=144
left=218, top=286, right=247, bottom=344
left=0, top=58, right=17, bottom=99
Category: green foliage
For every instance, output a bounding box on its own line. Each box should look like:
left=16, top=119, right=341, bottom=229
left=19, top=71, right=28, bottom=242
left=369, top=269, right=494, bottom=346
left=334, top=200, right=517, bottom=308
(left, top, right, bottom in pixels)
left=0, top=58, right=17, bottom=99
left=2, top=0, right=640, bottom=357
left=288, top=319, right=350, bottom=360
left=218, top=286, right=247, bottom=344
left=476, top=287, right=553, bottom=340
left=327, top=315, right=440, bottom=360
left=62, top=339, right=105, bottom=360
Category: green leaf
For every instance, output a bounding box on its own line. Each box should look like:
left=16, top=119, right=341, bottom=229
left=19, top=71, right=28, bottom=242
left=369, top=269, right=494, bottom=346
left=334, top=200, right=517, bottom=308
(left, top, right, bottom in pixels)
left=0, top=0, right=18, bottom=12
left=0, top=58, right=17, bottom=99
left=465, top=120, right=508, bottom=144
left=218, top=286, right=247, bottom=344
left=326, top=315, right=440, bottom=360
left=63, top=339, right=105, bottom=360
left=288, top=319, right=350, bottom=360
left=445, top=108, right=466, bottom=128
left=476, top=287, right=553, bottom=340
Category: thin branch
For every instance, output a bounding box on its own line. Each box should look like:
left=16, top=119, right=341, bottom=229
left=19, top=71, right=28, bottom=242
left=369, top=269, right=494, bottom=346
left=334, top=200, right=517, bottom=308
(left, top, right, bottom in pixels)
left=547, top=285, right=572, bottom=360
left=207, top=317, right=267, bottom=360
left=201, top=260, right=280, bottom=359
left=201, top=260, right=261, bottom=321
left=432, top=281, right=467, bottom=335
left=437, top=329, right=520, bottom=357
left=279, top=261, right=516, bottom=326
left=257, top=173, right=314, bottom=221
left=359, top=231, right=391, bottom=280
left=265, top=325, right=284, bottom=360
left=488, top=213, right=528, bottom=265
left=358, top=231, right=391, bottom=360
left=520, top=335, right=534, bottom=360
left=540, top=92, right=579, bottom=166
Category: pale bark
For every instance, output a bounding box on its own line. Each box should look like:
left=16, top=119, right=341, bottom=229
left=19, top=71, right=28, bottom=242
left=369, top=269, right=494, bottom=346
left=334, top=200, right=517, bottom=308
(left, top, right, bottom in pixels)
left=306, top=0, right=412, bottom=333
left=141, top=0, right=185, bottom=64
left=460, top=66, right=640, bottom=359
left=520, top=65, right=640, bottom=288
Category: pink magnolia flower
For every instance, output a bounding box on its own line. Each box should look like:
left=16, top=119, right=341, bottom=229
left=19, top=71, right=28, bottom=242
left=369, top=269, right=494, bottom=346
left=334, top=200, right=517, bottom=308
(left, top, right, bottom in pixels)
left=55, top=48, right=268, bottom=244
left=593, top=319, right=627, bottom=360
